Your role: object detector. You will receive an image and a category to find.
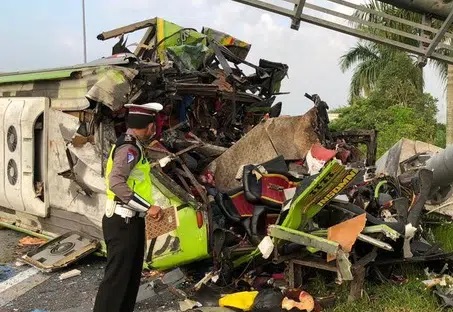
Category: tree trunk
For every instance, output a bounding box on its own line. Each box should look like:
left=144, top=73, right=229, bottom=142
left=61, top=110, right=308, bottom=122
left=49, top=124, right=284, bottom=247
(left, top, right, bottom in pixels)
left=447, top=64, right=453, bottom=145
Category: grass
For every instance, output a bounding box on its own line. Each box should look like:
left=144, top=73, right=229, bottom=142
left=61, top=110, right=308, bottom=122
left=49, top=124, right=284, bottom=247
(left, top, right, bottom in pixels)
left=311, top=215, right=453, bottom=312
left=428, top=222, right=453, bottom=253
left=304, top=264, right=443, bottom=312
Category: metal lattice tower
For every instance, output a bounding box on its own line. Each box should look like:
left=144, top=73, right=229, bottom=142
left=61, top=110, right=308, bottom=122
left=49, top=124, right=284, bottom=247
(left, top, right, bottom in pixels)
left=231, top=0, right=453, bottom=65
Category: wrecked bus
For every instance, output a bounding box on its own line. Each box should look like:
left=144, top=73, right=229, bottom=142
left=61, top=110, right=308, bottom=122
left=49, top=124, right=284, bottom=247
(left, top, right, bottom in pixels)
left=0, top=17, right=292, bottom=271
left=0, top=51, right=375, bottom=282
left=2, top=19, right=453, bottom=299
left=0, top=54, right=364, bottom=276
left=0, top=59, right=216, bottom=270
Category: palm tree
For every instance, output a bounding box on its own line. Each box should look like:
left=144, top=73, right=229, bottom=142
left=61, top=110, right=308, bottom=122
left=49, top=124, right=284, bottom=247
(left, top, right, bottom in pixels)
left=339, top=41, right=424, bottom=99
left=340, top=0, right=453, bottom=144
left=340, top=0, right=448, bottom=98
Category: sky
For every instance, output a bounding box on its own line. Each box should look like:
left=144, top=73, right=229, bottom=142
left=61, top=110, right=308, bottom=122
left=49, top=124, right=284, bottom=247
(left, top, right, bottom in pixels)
left=0, top=0, right=446, bottom=122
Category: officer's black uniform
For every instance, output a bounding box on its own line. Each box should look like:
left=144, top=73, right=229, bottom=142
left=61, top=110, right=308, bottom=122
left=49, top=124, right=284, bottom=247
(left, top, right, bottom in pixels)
left=93, top=213, right=145, bottom=311
left=93, top=133, right=146, bottom=312
left=93, top=103, right=162, bottom=312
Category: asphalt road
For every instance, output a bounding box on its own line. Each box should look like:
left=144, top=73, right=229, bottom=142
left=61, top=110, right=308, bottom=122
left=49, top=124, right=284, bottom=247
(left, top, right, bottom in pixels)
left=5, top=256, right=181, bottom=312
left=0, top=229, right=24, bottom=264
left=0, top=227, right=224, bottom=312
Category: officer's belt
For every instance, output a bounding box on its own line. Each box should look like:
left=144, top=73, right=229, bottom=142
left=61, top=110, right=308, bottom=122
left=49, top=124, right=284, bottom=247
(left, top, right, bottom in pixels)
left=114, top=202, right=146, bottom=218
left=114, top=196, right=124, bottom=203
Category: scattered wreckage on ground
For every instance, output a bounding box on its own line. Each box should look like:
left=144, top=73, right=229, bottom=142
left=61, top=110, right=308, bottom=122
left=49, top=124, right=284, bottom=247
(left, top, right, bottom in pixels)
left=1, top=17, right=453, bottom=310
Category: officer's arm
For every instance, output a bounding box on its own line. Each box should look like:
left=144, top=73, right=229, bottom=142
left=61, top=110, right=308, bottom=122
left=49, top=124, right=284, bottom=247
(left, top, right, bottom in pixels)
left=108, top=144, right=151, bottom=212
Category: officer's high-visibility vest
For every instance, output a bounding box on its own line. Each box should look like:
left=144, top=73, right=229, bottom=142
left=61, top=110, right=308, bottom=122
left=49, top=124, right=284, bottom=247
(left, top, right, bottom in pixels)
left=105, top=135, right=153, bottom=204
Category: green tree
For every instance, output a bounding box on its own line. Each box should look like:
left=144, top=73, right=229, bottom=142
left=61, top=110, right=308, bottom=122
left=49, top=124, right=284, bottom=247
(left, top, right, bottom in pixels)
left=340, top=42, right=423, bottom=99
left=435, top=123, right=447, bottom=148
left=331, top=56, right=439, bottom=156
left=334, top=0, right=451, bottom=154
left=339, top=0, right=448, bottom=99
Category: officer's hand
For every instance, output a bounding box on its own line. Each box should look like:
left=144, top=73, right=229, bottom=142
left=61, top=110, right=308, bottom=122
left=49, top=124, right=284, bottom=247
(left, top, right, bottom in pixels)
left=148, top=205, right=163, bottom=221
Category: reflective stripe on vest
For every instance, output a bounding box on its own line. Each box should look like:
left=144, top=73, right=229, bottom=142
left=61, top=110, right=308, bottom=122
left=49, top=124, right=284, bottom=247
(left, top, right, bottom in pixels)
left=105, top=143, right=153, bottom=205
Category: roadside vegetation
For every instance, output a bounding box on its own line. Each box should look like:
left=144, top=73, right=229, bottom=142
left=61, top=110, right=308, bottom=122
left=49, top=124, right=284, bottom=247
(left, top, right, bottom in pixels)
left=331, top=0, right=447, bottom=157
left=305, top=265, right=443, bottom=312
left=318, top=2, right=452, bottom=311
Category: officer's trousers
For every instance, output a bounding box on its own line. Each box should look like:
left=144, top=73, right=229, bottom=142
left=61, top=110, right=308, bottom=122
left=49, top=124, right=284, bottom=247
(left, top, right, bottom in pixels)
left=93, top=214, right=145, bottom=312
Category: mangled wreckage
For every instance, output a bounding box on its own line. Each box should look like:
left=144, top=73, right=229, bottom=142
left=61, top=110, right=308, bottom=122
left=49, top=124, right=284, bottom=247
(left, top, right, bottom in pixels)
left=1, top=17, right=453, bottom=305
left=0, top=17, right=289, bottom=270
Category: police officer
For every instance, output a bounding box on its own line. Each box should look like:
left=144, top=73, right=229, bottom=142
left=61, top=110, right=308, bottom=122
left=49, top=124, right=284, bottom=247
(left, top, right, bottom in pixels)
left=93, top=102, right=164, bottom=312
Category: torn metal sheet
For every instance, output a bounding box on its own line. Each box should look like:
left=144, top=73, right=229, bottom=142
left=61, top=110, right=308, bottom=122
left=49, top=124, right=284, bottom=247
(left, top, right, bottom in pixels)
left=336, top=249, right=353, bottom=281
left=375, top=138, right=442, bottom=177
left=155, top=18, right=207, bottom=63
left=71, top=160, right=106, bottom=194
left=202, top=27, right=251, bottom=61
left=47, top=110, right=107, bottom=226
left=67, top=142, right=103, bottom=176
left=327, top=214, right=366, bottom=262
left=85, top=67, right=139, bottom=111
left=55, top=111, right=80, bottom=142
left=48, top=109, right=78, bottom=174
left=268, top=225, right=340, bottom=254
left=265, top=111, right=320, bottom=160
left=306, top=143, right=336, bottom=175
left=310, top=231, right=394, bottom=252
left=362, top=225, right=401, bottom=241
left=211, top=109, right=320, bottom=192
left=144, top=170, right=208, bottom=270
left=210, top=41, right=233, bottom=77
left=21, top=231, right=99, bottom=272
left=97, top=18, right=157, bottom=41
left=357, top=234, right=394, bottom=251
left=0, top=67, right=125, bottom=111
left=284, top=161, right=359, bottom=230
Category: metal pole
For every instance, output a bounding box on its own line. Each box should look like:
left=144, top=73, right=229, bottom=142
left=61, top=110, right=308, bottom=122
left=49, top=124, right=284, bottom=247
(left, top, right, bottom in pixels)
left=422, top=8, right=453, bottom=61
left=447, top=66, right=453, bottom=145
left=82, top=0, right=87, bottom=63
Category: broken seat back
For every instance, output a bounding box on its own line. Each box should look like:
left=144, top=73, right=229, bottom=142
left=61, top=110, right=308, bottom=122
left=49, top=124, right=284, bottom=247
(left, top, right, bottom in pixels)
left=242, top=158, right=301, bottom=208
left=214, top=187, right=281, bottom=246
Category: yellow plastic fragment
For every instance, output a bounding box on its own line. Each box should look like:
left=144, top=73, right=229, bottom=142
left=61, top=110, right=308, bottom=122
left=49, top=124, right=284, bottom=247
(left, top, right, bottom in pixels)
left=218, top=291, right=259, bottom=311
